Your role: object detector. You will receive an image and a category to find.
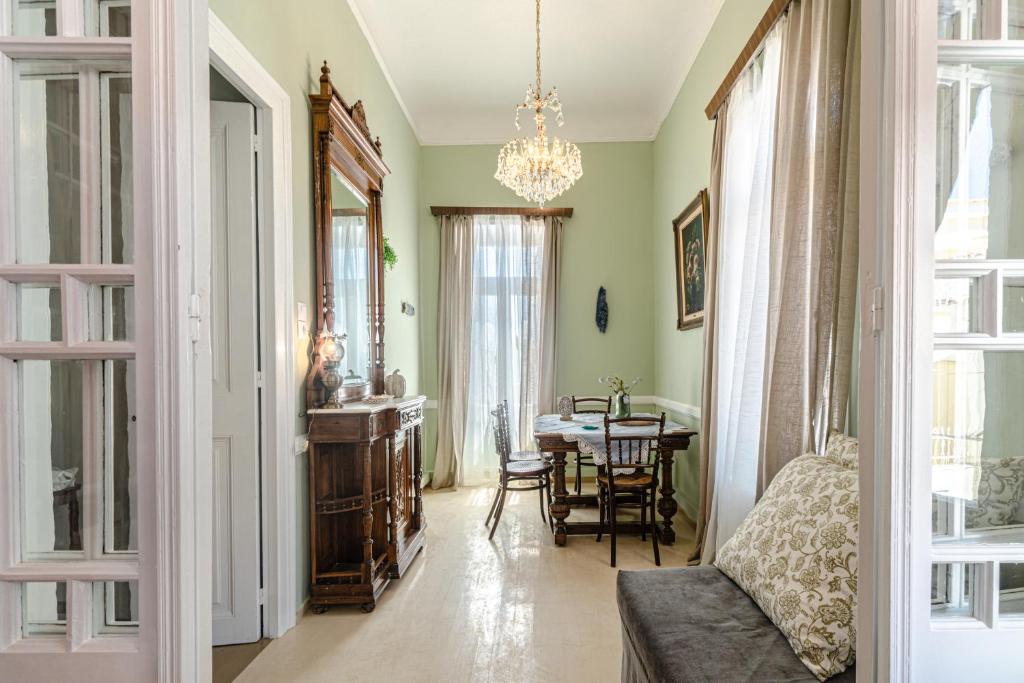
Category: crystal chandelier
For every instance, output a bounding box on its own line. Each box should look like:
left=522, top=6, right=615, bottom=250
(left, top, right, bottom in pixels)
left=495, top=0, right=582, bottom=207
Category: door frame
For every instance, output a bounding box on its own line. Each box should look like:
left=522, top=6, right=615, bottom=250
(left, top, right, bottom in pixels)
left=857, top=0, right=936, bottom=681
left=208, top=10, right=297, bottom=640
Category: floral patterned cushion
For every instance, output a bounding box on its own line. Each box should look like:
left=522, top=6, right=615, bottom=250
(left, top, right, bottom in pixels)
left=965, top=457, right=1024, bottom=529
left=715, top=449, right=858, bottom=681
left=824, top=430, right=859, bottom=469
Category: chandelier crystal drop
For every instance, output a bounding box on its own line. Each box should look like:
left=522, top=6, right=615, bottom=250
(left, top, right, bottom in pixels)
left=495, top=0, right=582, bottom=207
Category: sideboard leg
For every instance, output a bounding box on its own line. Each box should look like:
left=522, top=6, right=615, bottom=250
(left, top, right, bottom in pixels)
left=361, top=443, right=374, bottom=583
left=413, top=424, right=424, bottom=530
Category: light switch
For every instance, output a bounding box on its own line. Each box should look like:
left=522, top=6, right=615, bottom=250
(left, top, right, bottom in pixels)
left=297, top=302, right=308, bottom=339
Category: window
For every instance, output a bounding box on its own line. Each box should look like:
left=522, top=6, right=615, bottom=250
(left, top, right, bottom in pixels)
left=462, top=214, right=553, bottom=484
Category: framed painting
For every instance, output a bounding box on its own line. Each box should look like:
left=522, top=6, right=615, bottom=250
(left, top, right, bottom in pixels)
left=672, top=189, right=709, bottom=330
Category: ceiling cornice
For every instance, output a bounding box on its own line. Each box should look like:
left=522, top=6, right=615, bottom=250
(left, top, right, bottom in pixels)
left=345, top=0, right=424, bottom=145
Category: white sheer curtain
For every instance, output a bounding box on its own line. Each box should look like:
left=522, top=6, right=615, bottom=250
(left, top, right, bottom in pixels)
left=462, top=215, right=548, bottom=485
left=705, top=21, right=784, bottom=554
left=332, top=214, right=370, bottom=380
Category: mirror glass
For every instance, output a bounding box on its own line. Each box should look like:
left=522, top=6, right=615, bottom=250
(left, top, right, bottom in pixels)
left=330, top=167, right=370, bottom=385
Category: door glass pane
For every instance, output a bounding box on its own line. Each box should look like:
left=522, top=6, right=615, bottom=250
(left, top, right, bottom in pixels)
left=93, top=580, right=138, bottom=635
left=16, top=284, right=62, bottom=341
left=1010, top=1, right=1024, bottom=38
left=934, top=276, right=983, bottom=333
left=1005, top=276, right=1024, bottom=333
left=16, top=71, right=81, bottom=265
left=105, top=359, right=136, bottom=552
left=932, top=350, right=1024, bottom=540
left=101, top=74, right=133, bottom=264
left=21, top=360, right=85, bottom=556
left=22, top=581, right=67, bottom=636
left=88, top=284, right=134, bottom=341
left=932, top=563, right=983, bottom=618
left=1001, top=563, right=1024, bottom=616
left=12, top=0, right=57, bottom=35
left=87, top=0, right=131, bottom=37
left=935, top=65, right=1024, bottom=260
left=938, top=0, right=983, bottom=39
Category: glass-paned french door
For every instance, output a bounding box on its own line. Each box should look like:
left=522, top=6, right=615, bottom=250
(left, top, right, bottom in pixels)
left=922, top=1, right=1024, bottom=677
left=0, top=0, right=148, bottom=671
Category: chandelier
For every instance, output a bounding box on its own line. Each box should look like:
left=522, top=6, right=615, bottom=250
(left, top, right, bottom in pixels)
left=495, top=0, right=582, bottom=207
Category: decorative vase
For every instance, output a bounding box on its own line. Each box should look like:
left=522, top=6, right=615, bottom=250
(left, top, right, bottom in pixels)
left=558, top=395, right=573, bottom=421
left=384, top=369, right=407, bottom=398
left=613, top=391, right=631, bottom=419
left=321, top=361, right=343, bottom=409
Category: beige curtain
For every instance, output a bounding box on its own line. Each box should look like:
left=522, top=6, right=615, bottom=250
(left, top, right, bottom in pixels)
left=757, top=0, right=861, bottom=494
left=432, top=215, right=474, bottom=489
left=537, top=216, right=563, bottom=415
left=689, top=106, right=728, bottom=566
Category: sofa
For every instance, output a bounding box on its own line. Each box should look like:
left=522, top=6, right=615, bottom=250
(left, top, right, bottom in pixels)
left=617, top=566, right=856, bottom=683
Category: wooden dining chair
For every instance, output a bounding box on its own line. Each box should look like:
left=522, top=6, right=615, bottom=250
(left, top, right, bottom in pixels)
left=485, top=400, right=554, bottom=539
left=570, top=395, right=611, bottom=494
left=596, top=413, right=665, bottom=567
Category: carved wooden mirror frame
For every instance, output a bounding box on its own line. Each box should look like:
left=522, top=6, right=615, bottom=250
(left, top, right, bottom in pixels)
left=306, top=62, right=390, bottom=408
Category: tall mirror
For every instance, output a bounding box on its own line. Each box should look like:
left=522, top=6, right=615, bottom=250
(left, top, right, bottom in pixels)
left=306, top=62, right=390, bottom=409
left=330, top=170, right=370, bottom=386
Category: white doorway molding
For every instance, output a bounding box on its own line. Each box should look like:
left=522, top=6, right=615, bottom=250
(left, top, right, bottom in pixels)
left=858, top=0, right=934, bottom=681
left=209, top=10, right=297, bottom=639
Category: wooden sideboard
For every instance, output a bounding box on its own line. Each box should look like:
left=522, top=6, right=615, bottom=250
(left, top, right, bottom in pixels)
left=307, top=395, right=426, bottom=613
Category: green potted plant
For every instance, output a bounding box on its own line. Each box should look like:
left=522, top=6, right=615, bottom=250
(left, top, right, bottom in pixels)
left=383, top=236, right=397, bottom=271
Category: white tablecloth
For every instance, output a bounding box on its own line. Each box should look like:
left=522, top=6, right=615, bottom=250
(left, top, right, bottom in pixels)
left=533, top=412, right=686, bottom=467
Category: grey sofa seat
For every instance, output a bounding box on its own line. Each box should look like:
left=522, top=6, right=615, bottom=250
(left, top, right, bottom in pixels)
left=617, top=566, right=855, bottom=683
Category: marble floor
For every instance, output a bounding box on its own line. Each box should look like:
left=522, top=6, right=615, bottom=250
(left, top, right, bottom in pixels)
left=236, top=485, right=695, bottom=683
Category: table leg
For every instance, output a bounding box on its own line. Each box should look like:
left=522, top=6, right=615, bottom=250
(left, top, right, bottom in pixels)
left=657, top=446, right=678, bottom=545
left=550, top=451, right=570, bottom=546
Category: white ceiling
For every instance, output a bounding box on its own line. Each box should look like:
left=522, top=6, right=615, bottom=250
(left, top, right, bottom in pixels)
left=347, top=0, right=726, bottom=145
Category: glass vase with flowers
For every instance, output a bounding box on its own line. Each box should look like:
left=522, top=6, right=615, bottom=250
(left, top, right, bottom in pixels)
left=599, top=375, right=642, bottom=419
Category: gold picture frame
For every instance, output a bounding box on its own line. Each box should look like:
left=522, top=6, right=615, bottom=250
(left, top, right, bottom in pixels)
left=673, top=189, right=709, bottom=331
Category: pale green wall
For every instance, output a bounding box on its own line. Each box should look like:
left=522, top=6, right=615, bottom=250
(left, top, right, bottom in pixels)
left=651, top=0, right=772, bottom=518
left=210, top=0, right=784, bottom=604
left=418, top=143, right=655, bottom=477
left=210, top=0, right=422, bottom=606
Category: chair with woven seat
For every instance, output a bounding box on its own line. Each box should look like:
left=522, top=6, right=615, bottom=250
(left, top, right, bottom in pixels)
left=485, top=400, right=554, bottom=539
left=596, top=413, right=665, bottom=567
left=570, top=395, right=611, bottom=494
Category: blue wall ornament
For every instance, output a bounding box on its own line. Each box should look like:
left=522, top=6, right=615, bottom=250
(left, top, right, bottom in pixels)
left=596, top=286, right=608, bottom=333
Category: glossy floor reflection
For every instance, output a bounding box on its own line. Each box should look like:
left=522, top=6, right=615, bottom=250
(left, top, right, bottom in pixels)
left=237, top=485, right=695, bottom=683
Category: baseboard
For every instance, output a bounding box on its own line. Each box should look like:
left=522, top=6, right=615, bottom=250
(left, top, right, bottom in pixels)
left=295, top=597, right=310, bottom=623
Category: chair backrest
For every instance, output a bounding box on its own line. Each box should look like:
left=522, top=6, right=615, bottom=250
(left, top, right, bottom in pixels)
left=490, top=400, right=513, bottom=468
left=572, top=395, right=611, bottom=414
left=603, top=413, right=665, bottom=489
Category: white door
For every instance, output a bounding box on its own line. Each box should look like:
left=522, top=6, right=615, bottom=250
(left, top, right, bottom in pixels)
left=918, top=3, right=1024, bottom=678
left=209, top=100, right=262, bottom=646
left=0, top=0, right=208, bottom=678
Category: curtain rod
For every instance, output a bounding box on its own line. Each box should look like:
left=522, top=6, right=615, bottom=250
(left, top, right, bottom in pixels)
left=704, top=0, right=792, bottom=120
left=430, top=206, right=573, bottom=218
